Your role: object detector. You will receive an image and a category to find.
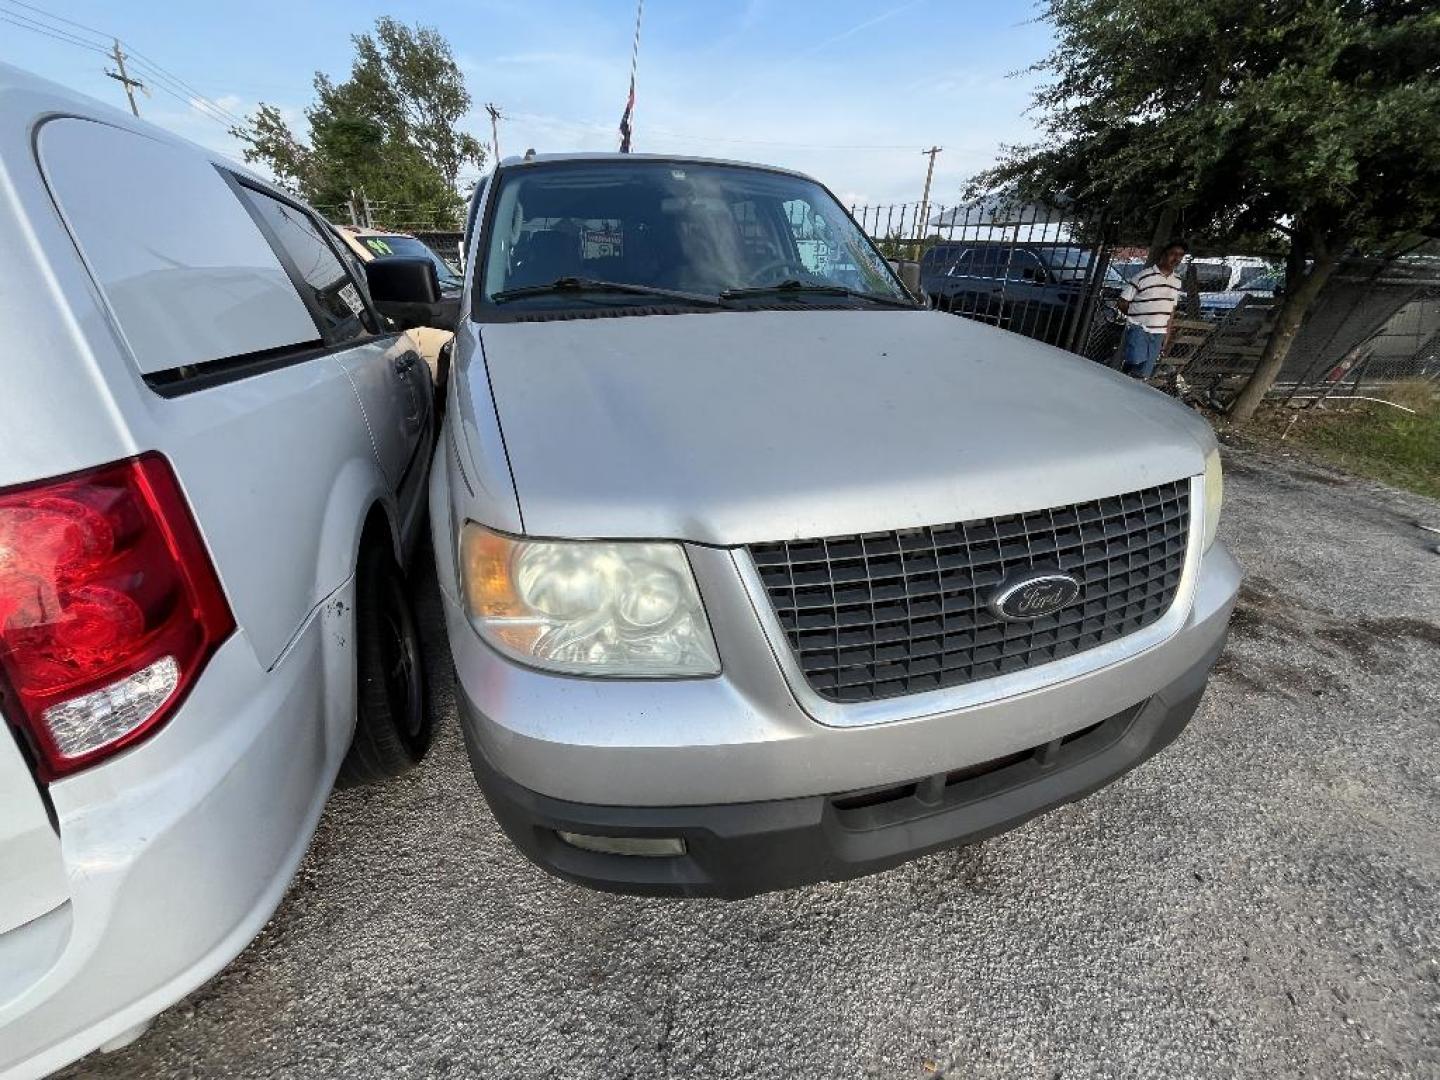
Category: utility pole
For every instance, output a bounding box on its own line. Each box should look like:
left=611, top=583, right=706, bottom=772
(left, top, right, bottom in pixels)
left=916, top=146, right=943, bottom=259
left=347, top=189, right=359, bottom=227
left=360, top=187, right=374, bottom=228
left=105, top=39, right=144, bottom=117
left=485, top=103, right=503, bottom=162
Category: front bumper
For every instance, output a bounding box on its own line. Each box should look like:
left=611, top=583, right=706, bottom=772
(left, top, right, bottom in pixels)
left=0, top=580, right=352, bottom=1079
left=441, top=518, right=1239, bottom=896
left=463, top=629, right=1223, bottom=898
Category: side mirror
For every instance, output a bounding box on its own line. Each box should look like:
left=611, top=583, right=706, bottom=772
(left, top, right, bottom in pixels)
left=365, top=256, right=460, bottom=331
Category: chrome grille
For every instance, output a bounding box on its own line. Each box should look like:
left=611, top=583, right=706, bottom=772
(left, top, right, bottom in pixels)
left=748, top=480, right=1190, bottom=704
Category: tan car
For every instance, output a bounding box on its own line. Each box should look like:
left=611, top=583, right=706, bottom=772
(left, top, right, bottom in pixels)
left=335, top=226, right=458, bottom=383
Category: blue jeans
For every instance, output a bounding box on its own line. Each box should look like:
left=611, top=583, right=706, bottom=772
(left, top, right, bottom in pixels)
left=1120, top=324, right=1164, bottom=378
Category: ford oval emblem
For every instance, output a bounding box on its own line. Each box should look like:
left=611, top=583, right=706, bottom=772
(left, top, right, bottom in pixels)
left=989, top=572, right=1081, bottom=621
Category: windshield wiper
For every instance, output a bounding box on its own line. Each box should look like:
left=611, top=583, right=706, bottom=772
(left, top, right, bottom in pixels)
left=719, top=279, right=919, bottom=308
left=491, top=277, right=721, bottom=307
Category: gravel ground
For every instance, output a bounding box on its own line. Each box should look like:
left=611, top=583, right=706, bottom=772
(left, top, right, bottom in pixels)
left=62, top=439, right=1440, bottom=1080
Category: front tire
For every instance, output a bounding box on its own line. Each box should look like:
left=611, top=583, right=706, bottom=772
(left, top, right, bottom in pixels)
left=337, top=540, right=433, bottom=786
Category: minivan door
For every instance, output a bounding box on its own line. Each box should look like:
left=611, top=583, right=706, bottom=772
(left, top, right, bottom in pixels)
left=332, top=337, right=433, bottom=514
left=233, top=187, right=432, bottom=521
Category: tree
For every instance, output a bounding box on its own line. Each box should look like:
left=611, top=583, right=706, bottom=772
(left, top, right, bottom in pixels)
left=232, top=18, right=484, bottom=226
left=973, top=0, right=1440, bottom=421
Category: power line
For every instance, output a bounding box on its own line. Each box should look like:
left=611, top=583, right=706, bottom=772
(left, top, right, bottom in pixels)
left=123, top=50, right=248, bottom=125
left=0, top=0, right=245, bottom=130
left=2, top=0, right=108, bottom=40
left=124, top=58, right=246, bottom=127
left=0, top=10, right=109, bottom=54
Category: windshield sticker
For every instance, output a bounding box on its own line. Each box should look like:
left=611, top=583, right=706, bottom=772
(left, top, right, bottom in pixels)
left=339, top=283, right=365, bottom=315
left=582, top=227, right=623, bottom=259
left=363, top=238, right=394, bottom=256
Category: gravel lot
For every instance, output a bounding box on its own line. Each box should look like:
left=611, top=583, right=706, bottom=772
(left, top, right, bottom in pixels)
left=63, top=438, right=1440, bottom=1080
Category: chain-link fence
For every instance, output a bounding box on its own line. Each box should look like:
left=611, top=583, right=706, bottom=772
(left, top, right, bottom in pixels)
left=411, top=231, right=465, bottom=270
left=1178, top=242, right=1440, bottom=406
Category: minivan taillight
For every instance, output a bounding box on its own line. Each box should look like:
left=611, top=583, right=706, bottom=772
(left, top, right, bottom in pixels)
left=0, top=453, right=234, bottom=779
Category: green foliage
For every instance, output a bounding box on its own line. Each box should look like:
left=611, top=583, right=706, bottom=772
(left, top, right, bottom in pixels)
left=232, top=18, right=484, bottom=225
left=973, top=0, right=1440, bottom=418
left=976, top=0, right=1440, bottom=251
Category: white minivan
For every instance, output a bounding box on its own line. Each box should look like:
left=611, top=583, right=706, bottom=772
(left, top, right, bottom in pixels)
left=0, top=65, right=445, bottom=1077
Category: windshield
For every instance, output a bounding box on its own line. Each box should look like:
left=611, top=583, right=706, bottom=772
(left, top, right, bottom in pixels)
left=477, top=160, right=909, bottom=310
left=359, top=234, right=463, bottom=290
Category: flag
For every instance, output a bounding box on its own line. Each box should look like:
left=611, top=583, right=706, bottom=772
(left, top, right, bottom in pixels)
left=619, top=75, right=635, bottom=153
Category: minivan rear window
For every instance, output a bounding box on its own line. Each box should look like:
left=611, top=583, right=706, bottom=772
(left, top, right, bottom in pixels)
left=38, top=118, right=320, bottom=375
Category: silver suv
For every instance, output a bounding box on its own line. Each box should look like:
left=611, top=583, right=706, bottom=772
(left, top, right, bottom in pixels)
left=416, top=154, right=1239, bottom=898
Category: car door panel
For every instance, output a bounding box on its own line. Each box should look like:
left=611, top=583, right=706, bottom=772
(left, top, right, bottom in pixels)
left=331, top=334, right=432, bottom=542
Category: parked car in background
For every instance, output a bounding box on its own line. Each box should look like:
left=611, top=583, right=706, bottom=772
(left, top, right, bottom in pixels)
left=1109, top=256, right=1147, bottom=281
left=1198, top=269, right=1283, bottom=319
left=921, top=241, right=1126, bottom=345
left=1188, top=256, right=1273, bottom=294
left=0, top=64, right=438, bottom=1078
left=335, top=225, right=461, bottom=383
left=392, top=152, right=1239, bottom=900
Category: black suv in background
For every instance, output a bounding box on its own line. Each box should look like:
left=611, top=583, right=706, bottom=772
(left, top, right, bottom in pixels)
left=921, top=241, right=1125, bottom=347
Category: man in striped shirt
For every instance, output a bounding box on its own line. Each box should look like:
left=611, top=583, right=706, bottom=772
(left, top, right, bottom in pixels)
left=1117, top=240, right=1188, bottom=379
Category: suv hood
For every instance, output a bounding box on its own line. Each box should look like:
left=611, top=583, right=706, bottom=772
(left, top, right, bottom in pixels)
left=477, top=310, right=1209, bottom=546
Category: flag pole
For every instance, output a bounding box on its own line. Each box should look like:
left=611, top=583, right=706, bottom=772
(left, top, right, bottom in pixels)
left=619, top=0, right=644, bottom=152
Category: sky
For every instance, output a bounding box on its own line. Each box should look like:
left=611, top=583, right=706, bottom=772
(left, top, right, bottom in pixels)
left=0, top=0, right=1055, bottom=209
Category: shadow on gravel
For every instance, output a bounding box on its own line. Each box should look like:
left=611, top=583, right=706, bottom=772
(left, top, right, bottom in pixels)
left=1216, top=572, right=1440, bottom=700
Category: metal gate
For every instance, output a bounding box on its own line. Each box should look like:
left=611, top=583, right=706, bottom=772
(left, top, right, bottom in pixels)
left=850, top=197, right=1120, bottom=358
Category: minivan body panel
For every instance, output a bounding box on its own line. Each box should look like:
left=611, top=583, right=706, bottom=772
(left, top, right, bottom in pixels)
left=28, top=109, right=412, bottom=669
left=0, top=733, right=67, bottom=937
left=0, top=61, right=430, bottom=1076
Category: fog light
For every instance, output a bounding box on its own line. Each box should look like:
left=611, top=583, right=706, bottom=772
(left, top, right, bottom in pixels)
left=557, top=832, right=687, bottom=857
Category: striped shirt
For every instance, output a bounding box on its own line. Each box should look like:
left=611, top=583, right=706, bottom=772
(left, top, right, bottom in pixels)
left=1120, top=265, right=1182, bottom=334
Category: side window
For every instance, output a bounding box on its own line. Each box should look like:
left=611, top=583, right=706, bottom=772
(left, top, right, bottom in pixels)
left=1006, top=250, right=1048, bottom=283
left=237, top=187, right=376, bottom=343
left=330, top=229, right=372, bottom=289
left=948, top=250, right=975, bottom=276
left=1234, top=264, right=1266, bottom=288
left=923, top=245, right=961, bottom=272
left=971, top=247, right=1009, bottom=279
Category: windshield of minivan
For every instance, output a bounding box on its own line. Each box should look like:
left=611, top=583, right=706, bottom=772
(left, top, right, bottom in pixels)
left=478, top=161, right=910, bottom=309
left=359, top=234, right=463, bottom=290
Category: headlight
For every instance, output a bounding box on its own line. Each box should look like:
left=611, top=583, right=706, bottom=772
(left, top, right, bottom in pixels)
left=459, top=524, right=720, bottom=677
left=1203, top=447, right=1224, bottom=550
